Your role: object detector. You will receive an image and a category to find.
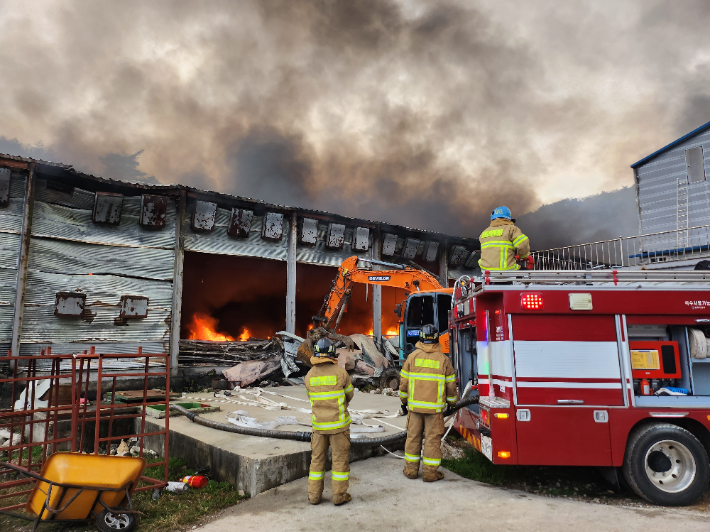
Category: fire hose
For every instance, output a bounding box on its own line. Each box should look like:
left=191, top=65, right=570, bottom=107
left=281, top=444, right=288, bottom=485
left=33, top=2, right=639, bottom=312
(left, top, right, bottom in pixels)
left=169, top=394, right=480, bottom=446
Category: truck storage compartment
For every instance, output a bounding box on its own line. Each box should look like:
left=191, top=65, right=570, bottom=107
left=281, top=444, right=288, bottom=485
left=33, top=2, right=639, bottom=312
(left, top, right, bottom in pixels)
left=630, top=323, right=710, bottom=405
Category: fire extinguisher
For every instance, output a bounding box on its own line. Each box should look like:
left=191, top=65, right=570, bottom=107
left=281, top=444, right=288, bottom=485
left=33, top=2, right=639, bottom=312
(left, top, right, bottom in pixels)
left=640, top=379, right=651, bottom=396
left=181, top=475, right=209, bottom=488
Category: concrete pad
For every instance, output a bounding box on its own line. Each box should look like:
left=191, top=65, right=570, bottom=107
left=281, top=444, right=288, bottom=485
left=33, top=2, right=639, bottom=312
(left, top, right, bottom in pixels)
left=197, top=455, right=710, bottom=532
left=143, top=387, right=405, bottom=496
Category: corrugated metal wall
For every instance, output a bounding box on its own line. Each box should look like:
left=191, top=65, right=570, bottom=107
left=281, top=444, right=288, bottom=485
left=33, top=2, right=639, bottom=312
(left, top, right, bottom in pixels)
left=0, top=160, right=480, bottom=361
left=20, top=180, right=175, bottom=355
left=637, top=128, right=710, bottom=235
left=183, top=199, right=374, bottom=267
left=0, top=172, right=26, bottom=355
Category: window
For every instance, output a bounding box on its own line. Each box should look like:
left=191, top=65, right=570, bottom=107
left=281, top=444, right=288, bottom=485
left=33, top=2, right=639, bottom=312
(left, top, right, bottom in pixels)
left=686, top=146, right=706, bottom=183
left=437, top=294, right=452, bottom=332
left=406, top=295, right=435, bottom=328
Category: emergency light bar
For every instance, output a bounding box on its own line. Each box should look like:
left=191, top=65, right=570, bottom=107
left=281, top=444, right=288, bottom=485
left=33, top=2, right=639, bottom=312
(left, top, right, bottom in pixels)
left=521, top=293, right=543, bottom=310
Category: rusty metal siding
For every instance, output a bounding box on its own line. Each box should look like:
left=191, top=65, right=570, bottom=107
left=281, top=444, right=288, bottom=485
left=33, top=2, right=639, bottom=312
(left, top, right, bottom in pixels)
left=20, top=270, right=172, bottom=345
left=183, top=203, right=373, bottom=267
left=0, top=172, right=26, bottom=346
left=31, top=198, right=176, bottom=249
left=22, top=181, right=175, bottom=354
left=28, top=239, right=174, bottom=280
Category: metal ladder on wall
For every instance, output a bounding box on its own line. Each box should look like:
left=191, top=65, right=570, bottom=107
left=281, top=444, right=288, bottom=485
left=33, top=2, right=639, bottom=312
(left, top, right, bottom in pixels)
left=677, top=176, right=690, bottom=253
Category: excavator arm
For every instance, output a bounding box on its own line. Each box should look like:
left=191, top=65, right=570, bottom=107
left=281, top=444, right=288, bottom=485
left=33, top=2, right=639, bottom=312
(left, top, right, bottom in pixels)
left=315, top=256, right=444, bottom=331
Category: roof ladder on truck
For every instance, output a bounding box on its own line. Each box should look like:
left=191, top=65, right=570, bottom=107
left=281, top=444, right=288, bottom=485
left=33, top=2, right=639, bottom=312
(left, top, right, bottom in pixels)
left=478, top=268, right=710, bottom=288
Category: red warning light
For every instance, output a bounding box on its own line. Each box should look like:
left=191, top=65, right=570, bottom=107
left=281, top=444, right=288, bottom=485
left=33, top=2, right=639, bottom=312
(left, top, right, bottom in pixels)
left=521, top=293, right=544, bottom=310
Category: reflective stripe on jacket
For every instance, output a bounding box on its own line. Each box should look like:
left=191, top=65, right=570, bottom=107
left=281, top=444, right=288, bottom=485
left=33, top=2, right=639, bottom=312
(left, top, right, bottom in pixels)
left=478, top=219, right=530, bottom=271
left=399, top=342, right=456, bottom=414
left=305, top=358, right=354, bottom=434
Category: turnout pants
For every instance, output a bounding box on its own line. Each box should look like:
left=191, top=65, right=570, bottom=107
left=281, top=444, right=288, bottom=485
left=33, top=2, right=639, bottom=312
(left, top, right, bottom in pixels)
left=308, top=431, right=351, bottom=504
left=404, top=411, right=445, bottom=480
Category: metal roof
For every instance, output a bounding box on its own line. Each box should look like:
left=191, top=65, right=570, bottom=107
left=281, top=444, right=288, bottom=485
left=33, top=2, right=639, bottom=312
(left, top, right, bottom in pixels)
left=0, top=153, right=478, bottom=246
left=630, top=119, right=710, bottom=169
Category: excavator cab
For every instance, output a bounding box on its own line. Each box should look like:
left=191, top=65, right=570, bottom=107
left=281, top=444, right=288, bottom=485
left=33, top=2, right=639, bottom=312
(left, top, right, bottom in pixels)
left=400, top=292, right=452, bottom=359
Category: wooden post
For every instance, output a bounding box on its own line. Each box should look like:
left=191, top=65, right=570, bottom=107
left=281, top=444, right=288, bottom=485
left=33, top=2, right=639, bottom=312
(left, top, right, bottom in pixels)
left=286, top=212, right=297, bottom=334
left=10, top=163, right=36, bottom=359
left=372, top=228, right=382, bottom=343
left=169, top=190, right=186, bottom=376
left=439, top=241, right=449, bottom=288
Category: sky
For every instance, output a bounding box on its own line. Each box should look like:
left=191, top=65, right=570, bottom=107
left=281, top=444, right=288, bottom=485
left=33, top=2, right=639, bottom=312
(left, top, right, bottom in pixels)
left=0, top=0, right=708, bottom=241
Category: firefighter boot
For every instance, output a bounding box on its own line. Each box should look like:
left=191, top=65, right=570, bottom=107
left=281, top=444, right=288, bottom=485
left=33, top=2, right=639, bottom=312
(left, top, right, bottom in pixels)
left=421, top=412, right=445, bottom=483
left=330, top=431, right=352, bottom=505
left=308, top=433, right=328, bottom=504
left=423, top=468, right=445, bottom=482
left=403, top=465, right=419, bottom=479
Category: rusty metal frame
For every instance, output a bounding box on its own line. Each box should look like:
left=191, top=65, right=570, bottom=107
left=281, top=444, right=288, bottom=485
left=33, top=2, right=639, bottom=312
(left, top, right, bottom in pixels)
left=0, top=346, right=170, bottom=518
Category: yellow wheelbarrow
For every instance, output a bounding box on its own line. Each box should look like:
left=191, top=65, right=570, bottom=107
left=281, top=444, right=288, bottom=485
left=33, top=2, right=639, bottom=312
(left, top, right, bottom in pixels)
left=0, top=453, right=146, bottom=531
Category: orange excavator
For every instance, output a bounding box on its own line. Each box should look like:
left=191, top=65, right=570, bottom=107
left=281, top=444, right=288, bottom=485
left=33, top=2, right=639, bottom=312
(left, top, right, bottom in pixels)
left=313, top=256, right=454, bottom=363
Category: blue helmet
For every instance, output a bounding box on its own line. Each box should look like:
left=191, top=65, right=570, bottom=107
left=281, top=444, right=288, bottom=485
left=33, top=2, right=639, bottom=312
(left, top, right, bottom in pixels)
left=491, top=206, right=512, bottom=221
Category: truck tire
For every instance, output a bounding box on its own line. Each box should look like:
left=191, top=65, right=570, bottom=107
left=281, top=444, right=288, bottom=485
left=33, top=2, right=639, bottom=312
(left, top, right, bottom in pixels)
left=622, top=423, right=709, bottom=506
left=379, top=368, right=401, bottom=391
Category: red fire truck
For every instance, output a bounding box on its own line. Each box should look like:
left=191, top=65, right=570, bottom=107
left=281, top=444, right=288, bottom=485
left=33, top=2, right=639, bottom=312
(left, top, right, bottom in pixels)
left=450, top=269, right=710, bottom=506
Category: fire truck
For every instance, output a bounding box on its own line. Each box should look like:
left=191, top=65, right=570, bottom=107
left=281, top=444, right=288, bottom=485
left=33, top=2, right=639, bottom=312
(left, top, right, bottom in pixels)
left=450, top=269, right=710, bottom=506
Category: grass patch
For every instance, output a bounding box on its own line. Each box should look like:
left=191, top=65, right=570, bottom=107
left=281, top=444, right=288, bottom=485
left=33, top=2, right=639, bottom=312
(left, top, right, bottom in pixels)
left=132, top=457, right=247, bottom=532
left=0, top=456, right=247, bottom=532
left=443, top=445, right=621, bottom=500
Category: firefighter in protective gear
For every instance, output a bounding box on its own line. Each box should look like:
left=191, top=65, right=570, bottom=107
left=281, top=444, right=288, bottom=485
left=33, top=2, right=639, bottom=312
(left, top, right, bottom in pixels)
left=305, top=338, right=355, bottom=505
left=399, top=324, right=456, bottom=482
left=479, top=206, right=530, bottom=271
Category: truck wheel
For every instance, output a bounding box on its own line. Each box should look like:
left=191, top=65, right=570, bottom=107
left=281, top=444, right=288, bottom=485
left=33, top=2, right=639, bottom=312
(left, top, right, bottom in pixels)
left=379, top=368, right=401, bottom=391
left=622, top=423, right=709, bottom=506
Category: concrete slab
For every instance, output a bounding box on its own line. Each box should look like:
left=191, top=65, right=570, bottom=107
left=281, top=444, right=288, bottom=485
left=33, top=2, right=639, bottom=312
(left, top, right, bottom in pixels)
left=143, top=387, right=406, bottom=496
left=196, top=455, right=710, bottom=532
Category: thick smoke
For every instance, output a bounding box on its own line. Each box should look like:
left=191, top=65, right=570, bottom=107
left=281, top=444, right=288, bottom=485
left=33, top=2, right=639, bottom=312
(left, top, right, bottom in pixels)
left=0, top=1, right=709, bottom=241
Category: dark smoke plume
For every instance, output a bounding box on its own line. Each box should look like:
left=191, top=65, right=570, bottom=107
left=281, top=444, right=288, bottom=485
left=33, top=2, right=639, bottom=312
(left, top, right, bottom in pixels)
left=0, top=1, right=709, bottom=243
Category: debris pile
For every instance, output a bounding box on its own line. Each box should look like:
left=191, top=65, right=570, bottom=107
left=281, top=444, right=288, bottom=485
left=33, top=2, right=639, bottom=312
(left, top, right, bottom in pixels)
left=182, top=327, right=400, bottom=391
left=179, top=337, right=284, bottom=366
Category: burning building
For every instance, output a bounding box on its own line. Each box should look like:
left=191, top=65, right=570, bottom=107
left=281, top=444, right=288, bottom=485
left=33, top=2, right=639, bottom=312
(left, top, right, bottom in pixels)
left=0, top=154, right=480, bottom=374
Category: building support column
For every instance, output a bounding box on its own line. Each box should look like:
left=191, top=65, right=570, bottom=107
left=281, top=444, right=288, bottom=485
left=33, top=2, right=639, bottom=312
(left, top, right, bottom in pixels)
left=439, top=241, right=449, bottom=288
left=286, top=211, right=297, bottom=334
left=10, top=163, right=36, bottom=359
left=371, top=229, right=382, bottom=344
left=169, top=190, right=186, bottom=376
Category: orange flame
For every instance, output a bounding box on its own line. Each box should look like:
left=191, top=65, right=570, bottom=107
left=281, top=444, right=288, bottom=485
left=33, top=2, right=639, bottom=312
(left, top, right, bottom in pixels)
left=238, top=328, right=250, bottom=342
left=366, top=328, right=399, bottom=337
left=188, top=313, right=235, bottom=342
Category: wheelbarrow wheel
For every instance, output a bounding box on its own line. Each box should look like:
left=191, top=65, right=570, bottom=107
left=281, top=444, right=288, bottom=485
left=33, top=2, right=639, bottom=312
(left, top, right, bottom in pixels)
left=96, top=509, right=136, bottom=532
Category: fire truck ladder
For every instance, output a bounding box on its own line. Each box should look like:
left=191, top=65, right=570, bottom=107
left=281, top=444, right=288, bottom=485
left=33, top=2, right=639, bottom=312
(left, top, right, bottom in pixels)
left=478, top=269, right=710, bottom=287
left=677, top=176, right=690, bottom=252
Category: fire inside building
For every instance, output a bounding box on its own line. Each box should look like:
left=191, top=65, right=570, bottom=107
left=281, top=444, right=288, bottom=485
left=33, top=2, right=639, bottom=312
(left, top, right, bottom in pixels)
left=0, top=153, right=480, bottom=376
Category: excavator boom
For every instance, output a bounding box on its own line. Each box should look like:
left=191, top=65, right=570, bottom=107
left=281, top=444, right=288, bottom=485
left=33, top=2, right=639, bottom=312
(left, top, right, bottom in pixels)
left=315, top=256, right=445, bottom=331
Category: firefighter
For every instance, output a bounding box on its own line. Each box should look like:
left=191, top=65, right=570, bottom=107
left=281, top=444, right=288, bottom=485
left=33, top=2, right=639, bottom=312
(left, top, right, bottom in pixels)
left=305, top=337, right=355, bottom=505
left=399, top=324, right=457, bottom=482
left=478, top=206, right=530, bottom=271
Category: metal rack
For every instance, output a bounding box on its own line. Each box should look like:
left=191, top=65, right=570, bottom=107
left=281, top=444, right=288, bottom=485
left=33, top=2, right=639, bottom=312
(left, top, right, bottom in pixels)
left=478, top=269, right=710, bottom=287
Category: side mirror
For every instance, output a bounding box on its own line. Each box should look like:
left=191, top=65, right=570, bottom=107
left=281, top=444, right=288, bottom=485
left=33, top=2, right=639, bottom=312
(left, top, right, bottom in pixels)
left=394, top=303, right=402, bottom=317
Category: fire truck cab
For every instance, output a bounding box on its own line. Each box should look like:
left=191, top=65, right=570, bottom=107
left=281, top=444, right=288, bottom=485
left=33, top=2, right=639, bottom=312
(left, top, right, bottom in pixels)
left=451, top=270, right=710, bottom=506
